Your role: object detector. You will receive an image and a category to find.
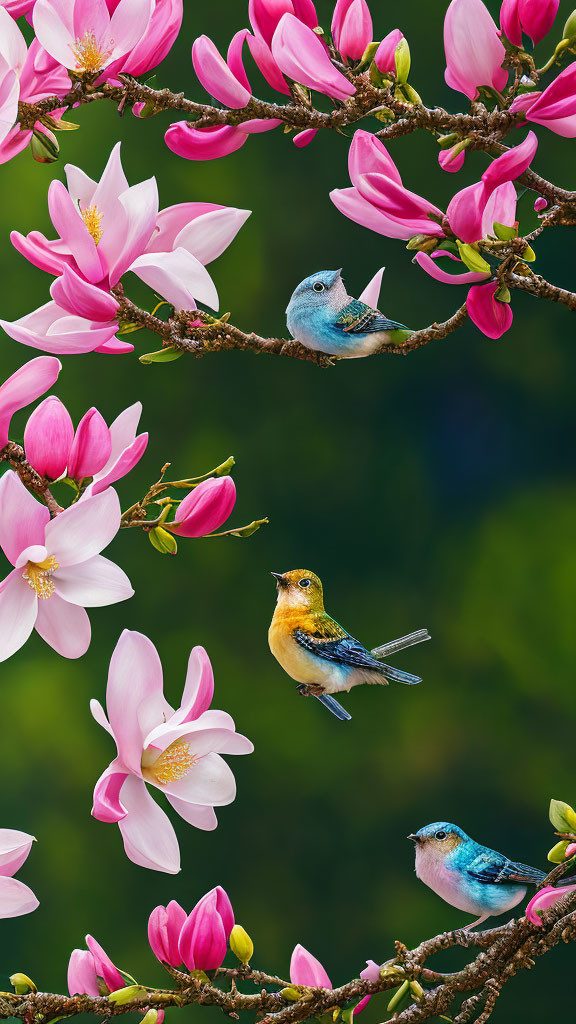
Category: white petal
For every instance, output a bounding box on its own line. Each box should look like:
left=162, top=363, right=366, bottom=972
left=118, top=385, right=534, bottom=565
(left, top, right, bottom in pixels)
left=166, top=796, right=218, bottom=830
left=129, top=248, right=219, bottom=311
left=54, top=554, right=133, bottom=607
left=117, top=776, right=181, bottom=874
left=0, top=876, right=39, bottom=918
left=34, top=594, right=91, bottom=659
left=44, top=488, right=121, bottom=567
left=0, top=572, right=37, bottom=663
left=174, top=207, right=251, bottom=266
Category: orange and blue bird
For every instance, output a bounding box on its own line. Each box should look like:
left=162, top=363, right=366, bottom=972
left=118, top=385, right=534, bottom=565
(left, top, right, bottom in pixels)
left=268, top=570, right=430, bottom=721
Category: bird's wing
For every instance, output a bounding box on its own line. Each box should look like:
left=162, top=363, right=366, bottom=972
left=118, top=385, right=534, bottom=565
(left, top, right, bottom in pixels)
left=466, top=849, right=546, bottom=887
left=333, top=300, right=407, bottom=335
left=293, top=627, right=385, bottom=672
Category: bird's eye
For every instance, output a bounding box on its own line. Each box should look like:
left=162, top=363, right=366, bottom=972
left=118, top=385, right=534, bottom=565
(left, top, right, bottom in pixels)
left=299, top=578, right=312, bottom=588
left=435, top=830, right=447, bottom=841
left=312, top=282, right=325, bottom=292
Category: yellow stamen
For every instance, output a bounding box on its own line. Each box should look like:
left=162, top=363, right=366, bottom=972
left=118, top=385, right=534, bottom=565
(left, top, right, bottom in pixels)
left=70, top=31, right=114, bottom=75
left=145, top=740, right=198, bottom=786
left=81, top=205, right=104, bottom=245
left=22, top=556, right=59, bottom=599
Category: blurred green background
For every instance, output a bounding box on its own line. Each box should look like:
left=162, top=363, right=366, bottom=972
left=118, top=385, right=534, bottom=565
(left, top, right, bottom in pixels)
left=1, top=1, right=575, bottom=1020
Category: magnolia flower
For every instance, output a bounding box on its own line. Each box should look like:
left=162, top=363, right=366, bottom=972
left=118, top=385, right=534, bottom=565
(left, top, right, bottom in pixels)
left=248, top=0, right=318, bottom=46
left=33, top=0, right=154, bottom=76
left=271, top=14, right=356, bottom=102
left=9, top=144, right=251, bottom=339
left=68, top=935, right=125, bottom=996
left=354, top=961, right=380, bottom=1015
left=330, top=130, right=445, bottom=241
left=290, top=944, right=331, bottom=987
left=148, top=900, right=187, bottom=967
left=24, top=398, right=147, bottom=488
left=103, top=0, right=183, bottom=79
left=525, top=884, right=576, bottom=925
left=0, top=474, right=133, bottom=662
left=0, top=8, right=29, bottom=147
left=514, top=62, right=576, bottom=137
left=0, top=30, right=70, bottom=164
left=374, top=29, right=404, bottom=74
left=0, top=829, right=38, bottom=918
left=192, top=35, right=251, bottom=109
left=331, top=0, right=373, bottom=62
left=91, top=630, right=254, bottom=873
left=167, top=476, right=236, bottom=538
left=178, top=887, right=234, bottom=970
left=500, top=0, right=559, bottom=46
left=444, top=0, right=508, bottom=100
left=165, top=119, right=280, bottom=161
left=0, top=356, right=61, bottom=449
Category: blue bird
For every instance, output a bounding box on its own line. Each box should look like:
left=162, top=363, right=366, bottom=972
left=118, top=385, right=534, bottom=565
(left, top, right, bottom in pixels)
left=409, top=822, right=548, bottom=930
left=285, top=269, right=411, bottom=358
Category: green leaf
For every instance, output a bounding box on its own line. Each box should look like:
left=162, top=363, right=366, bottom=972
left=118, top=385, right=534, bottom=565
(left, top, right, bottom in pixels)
left=387, top=980, right=410, bottom=1013
left=523, top=244, right=536, bottom=262
left=548, top=840, right=570, bottom=863
left=457, top=242, right=491, bottom=274
left=139, top=346, right=183, bottom=364
left=492, top=222, right=517, bottom=241
left=394, top=38, right=411, bottom=84
left=207, top=517, right=269, bottom=539
left=495, top=285, right=511, bottom=303
left=550, top=799, right=576, bottom=833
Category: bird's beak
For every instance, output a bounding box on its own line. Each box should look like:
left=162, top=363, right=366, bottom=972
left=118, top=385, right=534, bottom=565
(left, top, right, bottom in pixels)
left=271, top=572, right=287, bottom=588
left=407, top=834, right=419, bottom=843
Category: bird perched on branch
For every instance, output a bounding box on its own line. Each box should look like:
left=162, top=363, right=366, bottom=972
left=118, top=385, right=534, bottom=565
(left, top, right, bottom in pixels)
left=285, top=269, right=411, bottom=358
left=268, top=569, right=430, bottom=721
left=408, top=823, right=550, bottom=930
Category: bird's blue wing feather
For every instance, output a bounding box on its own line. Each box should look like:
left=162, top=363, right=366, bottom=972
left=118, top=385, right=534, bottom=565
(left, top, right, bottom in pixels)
left=466, top=850, right=545, bottom=887
left=293, top=631, right=385, bottom=672
left=334, top=300, right=407, bottom=335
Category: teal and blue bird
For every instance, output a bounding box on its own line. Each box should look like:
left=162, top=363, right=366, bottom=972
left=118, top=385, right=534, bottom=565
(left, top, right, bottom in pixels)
left=285, top=269, right=411, bottom=358
left=409, top=823, right=550, bottom=930
left=268, top=569, right=430, bottom=721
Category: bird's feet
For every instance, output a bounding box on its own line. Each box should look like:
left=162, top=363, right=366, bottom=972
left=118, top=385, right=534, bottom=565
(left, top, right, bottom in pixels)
left=297, top=683, right=325, bottom=697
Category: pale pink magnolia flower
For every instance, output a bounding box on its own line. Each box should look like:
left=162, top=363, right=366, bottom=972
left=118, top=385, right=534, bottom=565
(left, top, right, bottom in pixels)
left=290, top=944, right=331, bottom=987
left=68, top=935, right=125, bottom=996
left=330, top=130, right=445, bottom=241
left=10, top=144, right=250, bottom=322
left=0, top=829, right=38, bottom=918
left=91, top=630, right=254, bottom=874
left=0, top=355, right=61, bottom=449
left=500, top=0, right=559, bottom=46
left=271, top=14, right=356, bottom=102
left=444, top=0, right=508, bottom=100
left=178, top=886, right=234, bottom=971
left=331, top=0, right=373, bottom=62
left=33, top=0, right=154, bottom=76
left=0, top=474, right=133, bottom=662
left=24, top=397, right=148, bottom=487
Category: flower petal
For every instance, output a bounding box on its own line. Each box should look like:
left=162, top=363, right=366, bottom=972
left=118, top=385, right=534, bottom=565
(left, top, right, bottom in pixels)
left=106, top=629, right=166, bottom=773
left=0, top=875, right=39, bottom=918
left=0, top=829, right=35, bottom=878
left=44, top=487, right=121, bottom=567
left=54, top=554, right=133, bottom=607
left=34, top=593, right=91, bottom=658
left=129, top=248, right=219, bottom=311
left=117, top=775, right=181, bottom=874
left=290, top=944, right=331, bottom=988
left=0, top=355, right=61, bottom=448
left=0, top=471, right=50, bottom=566
left=0, top=570, right=37, bottom=663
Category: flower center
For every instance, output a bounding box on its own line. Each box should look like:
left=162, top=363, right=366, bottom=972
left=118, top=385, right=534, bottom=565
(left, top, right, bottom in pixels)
left=81, top=204, right=104, bottom=245
left=145, top=740, right=198, bottom=786
left=22, top=556, right=59, bottom=599
left=70, top=31, right=114, bottom=74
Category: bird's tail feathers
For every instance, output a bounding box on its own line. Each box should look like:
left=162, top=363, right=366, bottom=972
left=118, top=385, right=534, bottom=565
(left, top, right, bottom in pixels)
left=315, top=693, right=352, bottom=721
left=380, top=664, right=423, bottom=686
left=371, top=629, right=431, bottom=659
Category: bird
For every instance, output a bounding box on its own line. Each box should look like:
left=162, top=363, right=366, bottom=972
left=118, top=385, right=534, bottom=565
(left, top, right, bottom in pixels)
left=285, top=269, right=412, bottom=358
left=408, top=822, right=548, bottom=930
left=268, top=569, right=430, bottom=721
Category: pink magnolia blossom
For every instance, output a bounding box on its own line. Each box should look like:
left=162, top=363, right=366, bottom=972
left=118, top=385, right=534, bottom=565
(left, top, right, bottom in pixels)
left=525, top=884, right=576, bottom=925
left=178, top=887, right=235, bottom=971
left=91, top=630, right=253, bottom=873
left=192, top=35, right=251, bottom=109
left=85, top=402, right=148, bottom=496
left=438, top=145, right=466, bottom=173
left=293, top=128, right=318, bottom=147
left=0, top=8, right=28, bottom=147
left=500, top=0, right=559, bottom=46
left=330, top=130, right=445, bottom=241
left=353, top=960, right=380, bottom=1015
left=103, top=0, right=183, bottom=78
left=0, top=356, right=61, bottom=448
left=24, top=397, right=74, bottom=480
left=33, top=0, right=154, bottom=75
left=165, top=119, right=280, bottom=161
left=148, top=900, right=187, bottom=967
left=68, top=935, right=125, bottom=996
left=290, top=944, right=331, bottom=987
left=10, top=144, right=249, bottom=320
left=0, top=474, right=133, bottom=662
left=331, top=0, right=373, bottom=62
left=271, top=14, right=356, bottom=102
left=518, top=62, right=576, bottom=137
left=248, top=0, right=318, bottom=47
left=444, top=0, right=508, bottom=100
left=167, top=476, right=236, bottom=538
left=0, top=28, right=70, bottom=164
left=467, top=280, right=513, bottom=338
left=374, top=29, right=404, bottom=74
left=0, top=829, right=38, bottom=918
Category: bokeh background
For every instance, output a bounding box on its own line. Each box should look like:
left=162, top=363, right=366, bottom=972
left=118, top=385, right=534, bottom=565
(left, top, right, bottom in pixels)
left=1, top=1, right=575, bottom=1020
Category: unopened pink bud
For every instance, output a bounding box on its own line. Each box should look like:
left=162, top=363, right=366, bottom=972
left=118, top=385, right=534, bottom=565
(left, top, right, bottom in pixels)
left=24, top=396, right=74, bottom=479
left=67, top=408, right=112, bottom=480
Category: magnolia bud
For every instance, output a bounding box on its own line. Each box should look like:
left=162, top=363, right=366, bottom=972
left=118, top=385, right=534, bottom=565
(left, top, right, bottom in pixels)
left=10, top=974, right=37, bottom=995
left=108, top=986, right=147, bottom=1004
left=457, top=242, right=491, bottom=274
left=548, top=840, right=570, bottom=863
left=140, top=1011, right=158, bottom=1024
left=563, top=10, right=576, bottom=38
left=31, top=128, right=59, bottom=163
left=149, top=527, right=178, bottom=555
left=394, top=38, right=411, bottom=84
left=230, top=925, right=254, bottom=964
